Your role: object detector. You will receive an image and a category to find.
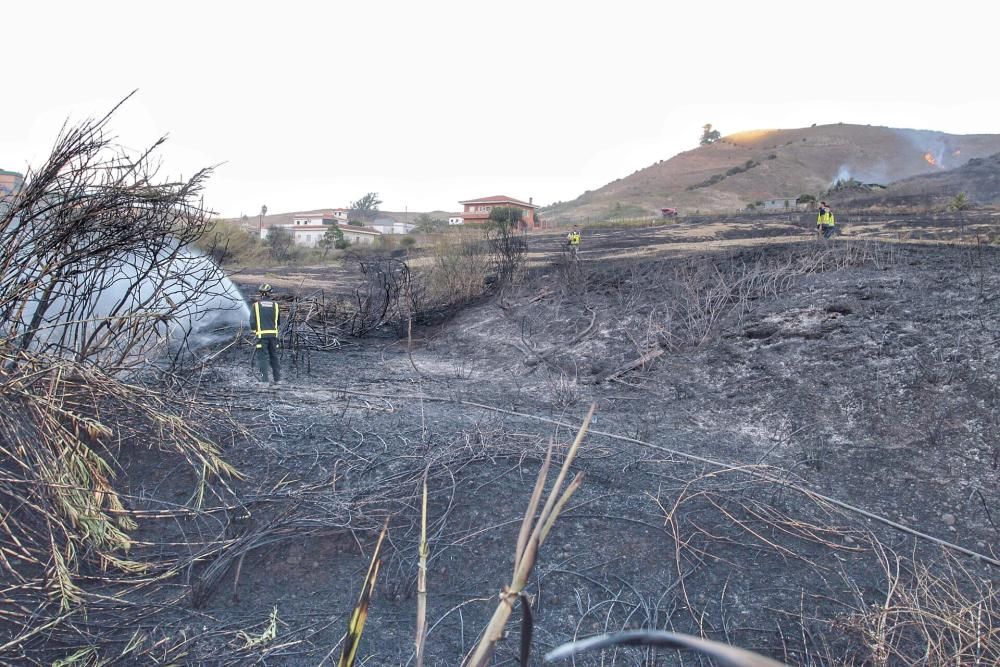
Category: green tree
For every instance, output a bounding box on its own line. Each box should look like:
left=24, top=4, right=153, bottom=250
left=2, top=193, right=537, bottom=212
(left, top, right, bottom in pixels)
left=948, top=192, right=971, bottom=211
left=318, top=225, right=344, bottom=257
left=349, top=192, right=382, bottom=224
left=700, top=123, right=721, bottom=146
left=266, top=225, right=294, bottom=261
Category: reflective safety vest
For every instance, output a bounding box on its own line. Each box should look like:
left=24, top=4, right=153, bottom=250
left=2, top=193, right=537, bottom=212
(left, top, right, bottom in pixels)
left=252, top=300, right=280, bottom=338
left=567, top=231, right=581, bottom=246
left=817, top=210, right=836, bottom=227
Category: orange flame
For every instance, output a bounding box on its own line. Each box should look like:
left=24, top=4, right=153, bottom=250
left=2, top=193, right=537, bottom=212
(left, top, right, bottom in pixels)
left=923, top=152, right=937, bottom=166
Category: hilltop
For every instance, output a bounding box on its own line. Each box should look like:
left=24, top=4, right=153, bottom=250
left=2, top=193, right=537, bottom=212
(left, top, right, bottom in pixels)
left=544, top=123, right=1000, bottom=222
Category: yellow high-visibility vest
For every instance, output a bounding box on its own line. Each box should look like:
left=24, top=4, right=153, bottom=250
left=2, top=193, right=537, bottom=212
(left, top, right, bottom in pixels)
left=253, top=301, right=280, bottom=337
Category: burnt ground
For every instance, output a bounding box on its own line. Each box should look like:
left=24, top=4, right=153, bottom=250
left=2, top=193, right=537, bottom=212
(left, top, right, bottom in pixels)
left=95, top=222, right=1000, bottom=665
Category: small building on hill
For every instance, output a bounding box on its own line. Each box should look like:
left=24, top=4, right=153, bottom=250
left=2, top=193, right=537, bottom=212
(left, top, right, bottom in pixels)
left=762, top=197, right=805, bottom=211
left=457, top=195, right=538, bottom=228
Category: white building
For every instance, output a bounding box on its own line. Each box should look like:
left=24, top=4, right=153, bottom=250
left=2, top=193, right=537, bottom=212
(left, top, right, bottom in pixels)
left=258, top=210, right=358, bottom=247
left=262, top=223, right=383, bottom=248
left=290, top=225, right=330, bottom=248
left=448, top=215, right=464, bottom=225
left=292, top=209, right=349, bottom=226
left=340, top=226, right=382, bottom=246
left=761, top=197, right=804, bottom=211
left=371, top=217, right=416, bottom=235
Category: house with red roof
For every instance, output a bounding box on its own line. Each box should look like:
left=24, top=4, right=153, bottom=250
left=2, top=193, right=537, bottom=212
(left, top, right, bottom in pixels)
left=453, top=195, right=538, bottom=228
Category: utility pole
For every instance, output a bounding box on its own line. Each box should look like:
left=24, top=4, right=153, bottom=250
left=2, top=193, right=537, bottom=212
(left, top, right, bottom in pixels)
left=259, top=204, right=267, bottom=238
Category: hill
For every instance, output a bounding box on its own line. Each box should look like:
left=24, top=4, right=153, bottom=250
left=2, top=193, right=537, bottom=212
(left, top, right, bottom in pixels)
left=543, top=124, right=1000, bottom=222
left=828, top=151, right=1000, bottom=210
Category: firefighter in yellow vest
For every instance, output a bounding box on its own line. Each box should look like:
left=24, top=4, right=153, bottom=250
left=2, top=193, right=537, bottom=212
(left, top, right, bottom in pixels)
left=250, top=284, right=281, bottom=383
left=817, top=201, right=836, bottom=239
left=566, top=226, right=581, bottom=256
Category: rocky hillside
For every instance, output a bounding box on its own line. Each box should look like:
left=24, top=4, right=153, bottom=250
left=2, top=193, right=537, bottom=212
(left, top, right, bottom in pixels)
left=544, top=124, right=1000, bottom=222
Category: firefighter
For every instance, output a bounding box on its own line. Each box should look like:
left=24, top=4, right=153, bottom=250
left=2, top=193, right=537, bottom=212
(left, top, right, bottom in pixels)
left=566, top=226, right=581, bottom=256
left=817, top=201, right=836, bottom=239
left=250, top=284, right=281, bottom=383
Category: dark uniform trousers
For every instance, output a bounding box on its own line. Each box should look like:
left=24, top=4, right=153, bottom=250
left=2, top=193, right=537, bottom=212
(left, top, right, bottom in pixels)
left=256, top=336, right=281, bottom=382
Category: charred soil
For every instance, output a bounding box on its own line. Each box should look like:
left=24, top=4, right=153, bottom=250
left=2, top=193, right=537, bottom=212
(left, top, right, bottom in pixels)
left=179, top=236, right=1000, bottom=664
left=13, top=228, right=1000, bottom=666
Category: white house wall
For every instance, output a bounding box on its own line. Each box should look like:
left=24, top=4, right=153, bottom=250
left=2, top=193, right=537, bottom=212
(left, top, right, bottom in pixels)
left=342, top=231, right=378, bottom=246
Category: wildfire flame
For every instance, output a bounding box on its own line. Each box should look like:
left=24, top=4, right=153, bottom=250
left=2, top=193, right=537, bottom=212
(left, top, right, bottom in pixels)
left=924, top=152, right=937, bottom=167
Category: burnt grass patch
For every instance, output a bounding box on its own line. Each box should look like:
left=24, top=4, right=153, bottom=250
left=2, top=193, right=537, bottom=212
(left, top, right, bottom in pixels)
left=208, top=240, right=1000, bottom=664
left=15, top=238, right=1000, bottom=665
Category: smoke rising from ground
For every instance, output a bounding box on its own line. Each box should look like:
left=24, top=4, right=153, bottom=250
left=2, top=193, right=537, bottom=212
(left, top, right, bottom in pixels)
left=895, top=127, right=962, bottom=170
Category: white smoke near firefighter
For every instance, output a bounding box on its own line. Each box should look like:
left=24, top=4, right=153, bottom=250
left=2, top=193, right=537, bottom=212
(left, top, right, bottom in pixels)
left=5, top=234, right=250, bottom=365
left=0, top=106, right=251, bottom=370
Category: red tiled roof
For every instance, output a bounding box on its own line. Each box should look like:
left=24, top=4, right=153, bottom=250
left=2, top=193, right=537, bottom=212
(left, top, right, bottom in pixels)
left=458, top=195, right=537, bottom=208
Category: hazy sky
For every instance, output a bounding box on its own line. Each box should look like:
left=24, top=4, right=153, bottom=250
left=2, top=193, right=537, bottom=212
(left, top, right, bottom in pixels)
left=3, top=0, right=996, bottom=217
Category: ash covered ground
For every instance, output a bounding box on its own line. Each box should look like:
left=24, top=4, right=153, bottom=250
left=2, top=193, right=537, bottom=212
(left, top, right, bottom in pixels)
left=135, top=229, right=1000, bottom=666
left=36, top=215, right=993, bottom=667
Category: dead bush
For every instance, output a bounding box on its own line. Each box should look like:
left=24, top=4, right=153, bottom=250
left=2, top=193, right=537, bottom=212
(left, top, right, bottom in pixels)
left=0, top=104, right=242, bottom=663
left=485, top=207, right=528, bottom=289
left=345, top=252, right=414, bottom=336
left=839, top=545, right=1000, bottom=666
left=424, top=229, right=491, bottom=305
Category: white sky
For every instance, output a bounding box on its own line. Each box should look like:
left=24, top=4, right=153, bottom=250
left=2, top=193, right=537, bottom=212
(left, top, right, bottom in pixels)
left=3, top=0, right=997, bottom=217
